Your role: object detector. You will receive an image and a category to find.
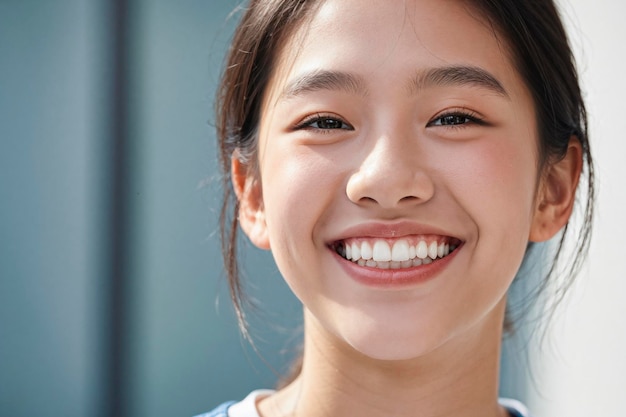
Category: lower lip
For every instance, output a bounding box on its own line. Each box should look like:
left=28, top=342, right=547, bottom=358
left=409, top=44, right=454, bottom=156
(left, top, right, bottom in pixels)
left=332, top=245, right=461, bottom=289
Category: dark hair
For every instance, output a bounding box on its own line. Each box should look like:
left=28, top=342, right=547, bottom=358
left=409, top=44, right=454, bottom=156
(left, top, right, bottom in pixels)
left=216, top=0, right=594, bottom=345
left=216, top=0, right=320, bottom=337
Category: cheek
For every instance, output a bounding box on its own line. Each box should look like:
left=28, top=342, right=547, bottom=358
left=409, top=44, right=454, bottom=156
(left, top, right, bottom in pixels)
left=444, top=136, right=537, bottom=282
left=427, top=138, right=538, bottom=337
left=441, top=135, right=538, bottom=224
left=429, top=133, right=539, bottom=281
left=262, top=148, right=340, bottom=216
left=259, top=143, right=346, bottom=272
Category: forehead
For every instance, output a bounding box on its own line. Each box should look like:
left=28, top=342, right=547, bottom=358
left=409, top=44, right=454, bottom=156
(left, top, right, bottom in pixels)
left=265, top=0, right=527, bottom=105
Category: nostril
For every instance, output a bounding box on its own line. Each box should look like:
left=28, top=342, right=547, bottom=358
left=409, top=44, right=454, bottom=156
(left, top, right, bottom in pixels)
left=346, top=168, right=435, bottom=207
left=400, top=196, right=420, bottom=203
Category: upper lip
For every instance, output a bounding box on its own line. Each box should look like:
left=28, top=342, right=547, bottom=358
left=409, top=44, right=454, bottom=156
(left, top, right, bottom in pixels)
left=328, top=220, right=463, bottom=243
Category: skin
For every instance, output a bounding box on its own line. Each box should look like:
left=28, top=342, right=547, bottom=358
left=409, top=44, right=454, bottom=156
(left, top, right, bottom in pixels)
left=233, top=0, right=582, bottom=416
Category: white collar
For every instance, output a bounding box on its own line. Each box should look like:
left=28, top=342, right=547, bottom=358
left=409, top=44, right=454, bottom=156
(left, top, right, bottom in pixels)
left=227, top=390, right=533, bottom=417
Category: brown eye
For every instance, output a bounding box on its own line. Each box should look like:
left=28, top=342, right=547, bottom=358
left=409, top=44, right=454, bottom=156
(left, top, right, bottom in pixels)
left=428, top=111, right=485, bottom=128
left=440, top=115, right=469, bottom=125
left=432, top=114, right=472, bottom=126
left=295, top=114, right=354, bottom=132
left=313, top=118, right=348, bottom=129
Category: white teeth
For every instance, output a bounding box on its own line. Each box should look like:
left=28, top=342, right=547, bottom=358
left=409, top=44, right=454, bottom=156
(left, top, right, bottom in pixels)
left=416, top=241, right=428, bottom=259
left=437, top=243, right=445, bottom=258
left=341, top=238, right=458, bottom=269
left=361, top=241, right=372, bottom=260
left=391, top=240, right=410, bottom=262
left=351, top=242, right=360, bottom=260
left=372, top=240, right=392, bottom=262
left=428, top=241, right=438, bottom=259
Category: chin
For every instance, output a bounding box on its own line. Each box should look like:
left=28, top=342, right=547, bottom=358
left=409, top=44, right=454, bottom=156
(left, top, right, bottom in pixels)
left=339, top=318, right=455, bottom=362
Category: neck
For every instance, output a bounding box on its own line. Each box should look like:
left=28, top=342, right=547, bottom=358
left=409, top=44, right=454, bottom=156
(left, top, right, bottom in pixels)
left=260, top=299, right=508, bottom=417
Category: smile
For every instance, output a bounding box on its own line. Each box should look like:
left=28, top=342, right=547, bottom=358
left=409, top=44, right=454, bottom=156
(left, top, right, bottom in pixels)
left=333, top=236, right=461, bottom=270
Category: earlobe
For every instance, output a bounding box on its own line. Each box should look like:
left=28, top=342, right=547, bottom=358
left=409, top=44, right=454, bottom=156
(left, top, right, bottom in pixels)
left=232, top=156, right=271, bottom=250
left=529, top=138, right=583, bottom=242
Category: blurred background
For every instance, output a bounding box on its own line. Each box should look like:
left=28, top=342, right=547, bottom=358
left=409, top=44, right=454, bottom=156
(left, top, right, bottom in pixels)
left=0, top=1, right=624, bottom=416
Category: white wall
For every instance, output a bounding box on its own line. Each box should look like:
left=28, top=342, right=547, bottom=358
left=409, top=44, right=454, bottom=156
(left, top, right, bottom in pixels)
left=528, top=1, right=626, bottom=416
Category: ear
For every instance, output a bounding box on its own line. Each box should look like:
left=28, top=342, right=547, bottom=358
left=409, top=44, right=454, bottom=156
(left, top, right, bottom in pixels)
left=232, top=156, right=271, bottom=250
left=529, top=138, right=583, bottom=242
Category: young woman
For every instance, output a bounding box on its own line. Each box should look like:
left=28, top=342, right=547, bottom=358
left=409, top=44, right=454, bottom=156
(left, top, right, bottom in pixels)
left=199, top=0, right=594, bottom=416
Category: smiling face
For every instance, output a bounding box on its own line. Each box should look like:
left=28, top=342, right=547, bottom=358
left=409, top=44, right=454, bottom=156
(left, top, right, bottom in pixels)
left=235, top=0, right=565, bottom=361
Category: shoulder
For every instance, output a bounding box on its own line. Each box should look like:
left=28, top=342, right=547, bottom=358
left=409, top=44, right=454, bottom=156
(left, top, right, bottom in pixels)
left=499, top=398, right=535, bottom=417
left=193, top=401, right=236, bottom=417
left=194, top=389, right=274, bottom=417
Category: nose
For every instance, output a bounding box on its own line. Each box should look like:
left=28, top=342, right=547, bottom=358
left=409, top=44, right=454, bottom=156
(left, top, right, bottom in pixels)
left=346, top=135, right=434, bottom=209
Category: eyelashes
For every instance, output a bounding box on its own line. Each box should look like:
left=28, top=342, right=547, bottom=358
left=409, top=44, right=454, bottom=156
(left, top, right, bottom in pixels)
left=427, top=109, right=486, bottom=128
left=293, top=109, right=486, bottom=134
left=293, top=113, right=354, bottom=132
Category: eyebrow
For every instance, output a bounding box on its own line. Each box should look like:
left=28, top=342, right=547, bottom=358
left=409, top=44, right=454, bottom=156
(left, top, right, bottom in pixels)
left=409, top=65, right=509, bottom=98
left=278, top=65, right=508, bottom=100
left=279, top=70, right=367, bottom=99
